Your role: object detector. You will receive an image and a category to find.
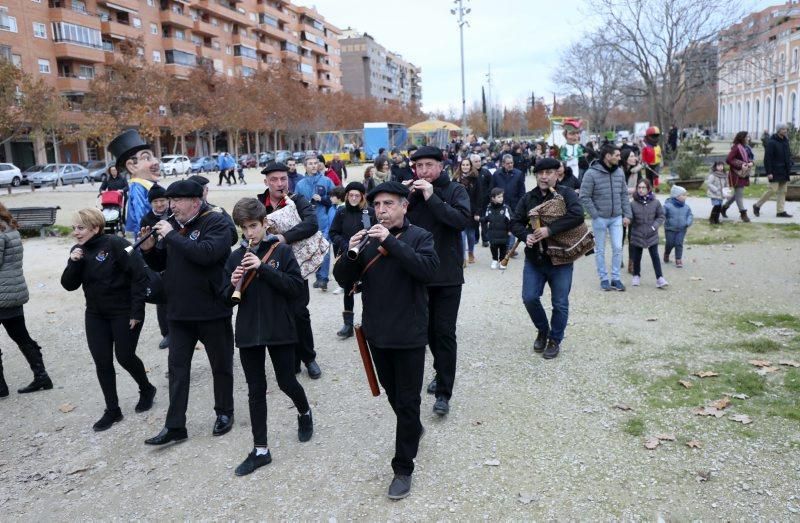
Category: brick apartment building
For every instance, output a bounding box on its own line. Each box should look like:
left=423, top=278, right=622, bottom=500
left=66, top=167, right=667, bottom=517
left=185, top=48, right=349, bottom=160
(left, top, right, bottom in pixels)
left=0, top=0, right=341, bottom=167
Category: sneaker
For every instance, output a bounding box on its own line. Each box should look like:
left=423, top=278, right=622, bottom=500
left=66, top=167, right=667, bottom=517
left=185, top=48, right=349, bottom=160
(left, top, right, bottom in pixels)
left=93, top=408, right=123, bottom=432
left=675, top=259, right=683, bottom=268
left=631, top=275, right=640, bottom=287
left=656, top=276, right=669, bottom=288
left=234, top=449, right=272, bottom=476
left=543, top=339, right=561, bottom=359
left=332, top=286, right=343, bottom=294
left=490, top=260, right=498, bottom=270
left=387, top=474, right=412, bottom=500
left=611, top=280, right=626, bottom=292
left=433, top=396, right=450, bottom=416
left=498, top=263, right=506, bottom=271
left=297, top=410, right=313, bottom=442
left=600, top=280, right=611, bottom=291
left=752, top=204, right=760, bottom=217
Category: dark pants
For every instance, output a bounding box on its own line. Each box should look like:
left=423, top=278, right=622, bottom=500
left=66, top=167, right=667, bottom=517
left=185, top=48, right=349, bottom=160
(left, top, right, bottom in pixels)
left=166, top=318, right=234, bottom=429
left=218, top=170, right=233, bottom=185
left=0, top=314, right=36, bottom=347
left=489, top=244, right=508, bottom=261
left=631, top=244, right=663, bottom=278
left=370, top=345, right=425, bottom=476
left=293, top=280, right=316, bottom=368
left=343, top=290, right=354, bottom=312
left=239, top=344, right=310, bottom=447
left=664, top=229, right=686, bottom=260
left=521, top=260, right=573, bottom=343
left=428, top=285, right=462, bottom=400
left=156, top=303, right=169, bottom=337
left=85, top=312, right=150, bottom=411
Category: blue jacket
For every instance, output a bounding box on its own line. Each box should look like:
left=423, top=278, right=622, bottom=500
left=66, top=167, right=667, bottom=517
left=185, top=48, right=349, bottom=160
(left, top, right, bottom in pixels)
left=219, top=154, right=235, bottom=170
left=663, top=197, right=694, bottom=231
left=490, top=168, right=526, bottom=212
left=295, top=173, right=335, bottom=233
left=125, top=179, right=153, bottom=235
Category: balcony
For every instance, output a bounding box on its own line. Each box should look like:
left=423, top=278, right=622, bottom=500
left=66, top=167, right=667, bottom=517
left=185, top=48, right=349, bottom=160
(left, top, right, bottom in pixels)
left=163, top=37, right=196, bottom=54
left=232, top=33, right=257, bottom=47
left=57, top=75, right=92, bottom=92
left=197, top=0, right=250, bottom=25
left=48, top=5, right=102, bottom=29
left=53, top=42, right=104, bottom=62
left=193, top=18, right=216, bottom=36
left=257, top=40, right=277, bottom=53
left=96, top=0, right=140, bottom=13
left=317, top=59, right=332, bottom=71
left=233, top=55, right=257, bottom=67
left=258, top=3, right=292, bottom=24
left=164, top=63, right=192, bottom=79
left=196, top=44, right=223, bottom=60
left=254, top=22, right=284, bottom=41
left=160, top=9, right=194, bottom=29
left=100, top=20, right=141, bottom=40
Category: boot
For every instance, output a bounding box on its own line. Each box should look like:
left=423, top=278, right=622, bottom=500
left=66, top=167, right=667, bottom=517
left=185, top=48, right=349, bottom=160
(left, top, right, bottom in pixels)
left=17, top=342, right=53, bottom=394
left=720, top=202, right=730, bottom=218
left=740, top=209, right=751, bottom=223
left=336, top=311, right=354, bottom=339
left=709, top=205, right=721, bottom=225
left=468, top=252, right=476, bottom=264
left=0, top=355, right=8, bottom=398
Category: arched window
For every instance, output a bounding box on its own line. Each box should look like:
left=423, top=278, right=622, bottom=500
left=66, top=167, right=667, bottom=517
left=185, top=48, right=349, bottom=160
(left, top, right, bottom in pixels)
left=755, top=99, right=761, bottom=131
left=791, top=92, right=797, bottom=125
left=777, top=95, right=784, bottom=125
left=766, top=97, right=772, bottom=131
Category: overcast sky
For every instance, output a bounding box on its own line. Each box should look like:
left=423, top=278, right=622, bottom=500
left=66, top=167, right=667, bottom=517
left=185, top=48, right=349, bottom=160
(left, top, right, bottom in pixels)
left=301, top=0, right=779, bottom=114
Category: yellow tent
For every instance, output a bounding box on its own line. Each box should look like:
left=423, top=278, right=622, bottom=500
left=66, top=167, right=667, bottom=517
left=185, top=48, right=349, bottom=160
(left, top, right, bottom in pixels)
left=408, top=119, right=462, bottom=133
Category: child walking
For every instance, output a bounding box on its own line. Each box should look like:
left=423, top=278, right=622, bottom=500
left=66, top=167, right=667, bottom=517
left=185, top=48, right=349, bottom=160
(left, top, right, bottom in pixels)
left=225, top=198, right=314, bottom=477
left=629, top=179, right=668, bottom=288
left=706, top=161, right=729, bottom=225
left=483, top=188, right=512, bottom=270
left=663, top=185, right=694, bottom=267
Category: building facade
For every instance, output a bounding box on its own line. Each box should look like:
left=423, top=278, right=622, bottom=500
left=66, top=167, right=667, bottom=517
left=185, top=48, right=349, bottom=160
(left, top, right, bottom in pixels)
left=718, top=2, right=800, bottom=138
left=339, top=29, right=421, bottom=106
left=0, top=0, right=341, bottom=166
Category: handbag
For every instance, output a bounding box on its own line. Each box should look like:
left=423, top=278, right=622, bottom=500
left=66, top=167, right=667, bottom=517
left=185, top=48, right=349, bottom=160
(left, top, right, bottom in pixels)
left=266, top=195, right=329, bottom=279
left=530, top=191, right=595, bottom=266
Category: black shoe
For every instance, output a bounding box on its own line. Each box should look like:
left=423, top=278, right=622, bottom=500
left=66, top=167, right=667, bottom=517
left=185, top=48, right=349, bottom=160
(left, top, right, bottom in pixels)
left=212, top=414, right=234, bottom=436
left=482, top=241, right=489, bottom=248
left=752, top=204, right=760, bottom=217
left=533, top=330, right=548, bottom=353
left=306, top=360, right=321, bottom=379
left=0, top=378, right=9, bottom=398
left=135, top=385, right=157, bottom=413
left=145, top=427, right=188, bottom=445
left=235, top=449, right=272, bottom=476
left=17, top=375, right=53, bottom=394
left=320, top=281, right=328, bottom=292
left=297, top=410, right=313, bottom=442
left=93, top=408, right=123, bottom=432
left=336, top=323, right=354, bottom=338
left=777, top=211, right=794, bottom=218
left=720, top=204, right=729, bottom=218
left=433, top=396, right=450, bottom=416
left=426, top=376, right=438, bottom=395
left=387, top=474, right=412, bottom=500
left=312, top=280, right=321, bottom=289
left=543, top=339, right=561, bottom=359
left=158, top=336, right=170, bottom=350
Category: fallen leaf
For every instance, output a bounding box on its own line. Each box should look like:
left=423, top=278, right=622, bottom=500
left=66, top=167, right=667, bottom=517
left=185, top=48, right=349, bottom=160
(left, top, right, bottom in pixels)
left=689, top=276, right=704, bottom=281
left=613, top=403, right=633, bottom=411
left=679, top=380, right=694, bottom=389
left=484, top=459, right=500, bottom=467
left=692, top=406, right=725, bottom=418
left=644, top=437, right=660, bottom=449
left=646, top=317, right=658, bottom=322
left=747, top=320, right=765, bottom=328
left=66, top=465, right=91, bottom=476
left=728, top=392, right=749, bottom=400
left=693, top=371, right=719, bottom=378
left=730, top=414, right=753, bottom=425
left=748, top=359, right=772, bottom=367
left=709, top=397, right=731, bottom=410
left=779, top=360, right=800, bottom=368
left=708, top=288, right=722, bottom=293
left=686, top=440, right=702, bottom=449
left=58, top=403, right=75, bottom=413
left=656, top=433, right=676, bottom=441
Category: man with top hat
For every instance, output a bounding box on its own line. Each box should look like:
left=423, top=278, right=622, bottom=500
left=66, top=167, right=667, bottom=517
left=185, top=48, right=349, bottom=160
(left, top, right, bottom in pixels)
left=403, top=146, right=471, bottom=417
left=107, top=129, right=160, bottom=238
left=257, top=162, right=322, bottom=379
left=332, top=181, right=439, bottom=500
left=560, top=119, right=585, bottom=178
left=138, top=179, right=236, bottom=446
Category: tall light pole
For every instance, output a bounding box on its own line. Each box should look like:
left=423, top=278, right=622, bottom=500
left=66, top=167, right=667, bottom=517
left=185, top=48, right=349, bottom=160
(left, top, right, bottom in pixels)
left=451, top=0, right=470, bottom=140
left=486, top=64, right=493, bottom=141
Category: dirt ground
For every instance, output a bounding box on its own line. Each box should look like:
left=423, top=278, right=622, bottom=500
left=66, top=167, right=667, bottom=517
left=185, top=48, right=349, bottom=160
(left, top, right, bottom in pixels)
left=1, top=169, right=799, bottom=519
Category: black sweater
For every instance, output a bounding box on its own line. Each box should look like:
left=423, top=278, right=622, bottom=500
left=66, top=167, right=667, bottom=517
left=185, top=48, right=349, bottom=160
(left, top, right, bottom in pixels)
left=328, top=203, right=376, bottom=257
left=61, top=233, right=147, bottom=320
left=333, top=219, right=439, bottom=349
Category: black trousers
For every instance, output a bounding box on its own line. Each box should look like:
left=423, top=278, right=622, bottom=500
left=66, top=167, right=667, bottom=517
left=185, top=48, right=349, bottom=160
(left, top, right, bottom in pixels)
left=166, top=318, right=234, bottom=429
left=293, top=280, right=316, bottom=368
left=239, top=344, right=310, bottom=447
left=156, top=303, right=169, bottom=337
left=370, top=345, right=425, bottom=476
left=343, top=287, right=354, bottom=312
left=0, top=314, right=36, bottom=347
left=489, top=244, right=508, bottom=261
left=85, top=312, right=150, bottom=411
left=428, top=285, right=462, bottom=400
left=631, top=244, right=663, bottom=278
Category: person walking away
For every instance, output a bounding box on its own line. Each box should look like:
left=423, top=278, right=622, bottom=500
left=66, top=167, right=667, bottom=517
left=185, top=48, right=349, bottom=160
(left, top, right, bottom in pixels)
left=663, top=185, right=694, bottom=267
left=755, top=123, right=794, bottom=218
left=628, top=180, right=668, bottom=288
left=722, top=131, right=754, bottom=222
left=483, top=188, right=512, bottom=269
left=706, top=162, right=729, bottom=225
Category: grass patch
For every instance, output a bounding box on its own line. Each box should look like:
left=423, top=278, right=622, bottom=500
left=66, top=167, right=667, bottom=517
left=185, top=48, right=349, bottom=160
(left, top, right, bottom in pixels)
left=618, top=337, right=636, bottom=346
left=728, top=338, right=783, bottom=353
left=623, top=416, right=646, bottom=436
left=785, top=369, right=800, bottom=393
left=733, top=313, right=800, bottom=333
left=767, top=399, right=800, bottom=421
left=685, top=221, right=800, bottom=245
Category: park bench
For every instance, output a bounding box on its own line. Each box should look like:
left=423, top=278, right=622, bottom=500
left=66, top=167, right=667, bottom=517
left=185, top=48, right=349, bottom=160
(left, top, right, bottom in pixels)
left=8, top=206, right=61, bottom=237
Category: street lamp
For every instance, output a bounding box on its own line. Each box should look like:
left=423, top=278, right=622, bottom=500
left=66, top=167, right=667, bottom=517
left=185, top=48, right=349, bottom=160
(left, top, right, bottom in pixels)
left=451, top=0, right=470, bottom=140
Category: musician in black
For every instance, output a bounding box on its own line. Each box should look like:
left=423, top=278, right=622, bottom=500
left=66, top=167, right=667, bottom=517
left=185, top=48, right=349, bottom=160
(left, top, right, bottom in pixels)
left=511, top=157, right=585, bottom=360
left=257, top=162, right=321, bottom=379
left=333, top=181, right=439, bottom=500
left=139, top=179, right=235, bottom=445
left=224, top=198, right=313, bottom=476
left=404, top=146, right=471, bottom=416
left=187, top=174, right=239, bottom=246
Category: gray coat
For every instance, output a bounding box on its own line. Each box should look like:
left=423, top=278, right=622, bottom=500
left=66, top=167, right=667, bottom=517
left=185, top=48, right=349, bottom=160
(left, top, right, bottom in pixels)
left=579, top=161, right=633, bottom=220
left=0, top=222, right=30, bottom=309
left=629, top=197, right=665, bottom=248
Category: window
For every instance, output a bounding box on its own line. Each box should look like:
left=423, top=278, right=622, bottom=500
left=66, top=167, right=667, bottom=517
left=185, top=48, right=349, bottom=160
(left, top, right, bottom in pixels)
left=227, top=68, right=233, bottom=76
left=260, top=14, right=278, bottom=27
left=38, top=58, right=50, bottom=74
left=233, top=45, right=256, bottom=59
left=152, top=50, right=161, bottom=62
left=210, top=17, right=218, bottom=26
left=150, top=23, right=158, bottom=35
left=0, top=8, right=18, bottom=33
left=174, top=28, right=184, bottom=40
left=70, top=0, right=86, bottom=14
left=794, top=48, right=799, bottom=71
left=225, top=45, right=232, bottom=55
left=31, top=0, right=42, bottom=3
left=299, top=62, right=313, bottom=74
left=51, top=21, right=103, bottom=48
left=132, top=17, right=141, bottom=29
left=164, top=49, right=196, bottom=67
left=223, top=22, right=230, bottom=32
left=96, top=7, right=110, bottom=21
left=78, top=64, right=94, bottom=78
left=137, top=46, right=144, bottom=56
left=33, top=22, right=46, bottom=38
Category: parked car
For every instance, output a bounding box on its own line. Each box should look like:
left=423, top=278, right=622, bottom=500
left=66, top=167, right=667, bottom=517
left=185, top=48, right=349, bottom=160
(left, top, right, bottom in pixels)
left=258, top=151, right=275, bottom=166
left=21, top=164, right=46, bottom=185
left=190, top=156, right=218, bottom=173
left=161, top=155, right=192, bottom=176
left=274, top=150, right=292, bottom=163
left=292, top=150, right=318, bottom=162
left=0, top=163, right=23, bottom=187
left=28, top=163, right=90, bottom=187
left=79, top=160, right=110, bottom=182
left=238, top=154, right=257, bottom=169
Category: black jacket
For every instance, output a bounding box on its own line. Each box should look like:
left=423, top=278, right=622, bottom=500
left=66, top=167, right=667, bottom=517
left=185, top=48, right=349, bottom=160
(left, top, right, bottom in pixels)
left=61, top=233, right=147, bottom=320
left=256, top=191, right=319, bottom=244
left=558, top=173, right=581, bottom=191
left=491, top=167, right=527, bottom=212
left=391, top=158, right=415, bottom=183
left=406, top=171, right=471, bottom=286
left=223, top=237, right=304, bottom=348
left=332, top=219, right=439, bottom=348
left=329, top=203, right=376, bottom=257
left=478, top=167, right=493, bottom=211
left=99, top=175, right=128, bottom=194
left=455, top=175, right=480, bottom=217
left=511, top=186, right=585, bottom=266
left=764, top=134, right=793, bottom=182
left=482, top=202, right=512, bottom=245
left=141, top=203, right=233, bottom=321
left=206, top=200, right=238, bottom=246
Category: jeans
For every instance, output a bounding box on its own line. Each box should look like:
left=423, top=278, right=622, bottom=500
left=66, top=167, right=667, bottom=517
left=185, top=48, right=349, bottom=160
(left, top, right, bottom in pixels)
left=630, top=244, right=663, bottom=278
left=521, top=260, right=573, bottom=343
left=461, top=224, right=477, bottom=254
left=711, top=198, right=723, bottom=207
left=591, top=215, right=624, bottom=282
left=316, top=251, right=330, bottom=284
left=664, top=229, right=687, bottom=260
left=756, top=181, right=788, bottom=213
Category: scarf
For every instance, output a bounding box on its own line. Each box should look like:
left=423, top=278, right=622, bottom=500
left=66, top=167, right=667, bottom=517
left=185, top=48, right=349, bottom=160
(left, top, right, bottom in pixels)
left=373, top=169, right=390, bottom=184
left=636, top=191, right=655, bottom=204
left=668, top=196, right=685, bottom=208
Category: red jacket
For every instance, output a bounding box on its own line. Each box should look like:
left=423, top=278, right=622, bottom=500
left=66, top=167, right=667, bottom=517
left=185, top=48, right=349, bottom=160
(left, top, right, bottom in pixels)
left=325, top=167, right=341, bottom=186
left=725, top=144, right=751, bottom=188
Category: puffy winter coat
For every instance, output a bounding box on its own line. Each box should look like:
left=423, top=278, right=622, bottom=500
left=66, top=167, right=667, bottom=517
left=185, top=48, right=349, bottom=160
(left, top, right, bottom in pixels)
left=579, top=161, right=633, bottom=220
left=0, top=222, right=29, bottom=309
left=706, top=171, right=729, bottom=200
left=663, top=197, right=694, bottom=231
left=629, top=195, right=665, bottom=248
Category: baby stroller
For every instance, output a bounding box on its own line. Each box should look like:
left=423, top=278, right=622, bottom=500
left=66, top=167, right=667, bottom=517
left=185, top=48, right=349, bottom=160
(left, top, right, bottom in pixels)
left=100, top=190, right=125, bottom=235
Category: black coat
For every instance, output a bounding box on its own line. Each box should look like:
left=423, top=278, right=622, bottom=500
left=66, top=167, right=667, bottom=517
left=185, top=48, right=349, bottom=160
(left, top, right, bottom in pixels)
left=406, top=171, right=471, bottom=286
left=207, top=200, right=239, bottom=246
left=482, top=202, right=512, bottom=245
left=491, top=168, right=527, bottom=212
left=61, top=233, right=147, bottom=320
left=256, top=191, right=319, bottom=244
left=223, top=238, right=304, bottom=347
left=558, top=173, right=581, bottom=191
left=391, top=158, right=415, bottom=183
left=141, top=203, right=233, bottom=321
left=478, top=167, right=493, bottom=211
left=511, top=186, right=585, bottom=266
left=329, top=204, right=376, bottom=257
left=99, top=175, right=128, bottom=194
left=455, top=174, right=480, bottom=217
left=764, top=134, right=793, bottom=182
left=332, top=219, right=439, bottom=349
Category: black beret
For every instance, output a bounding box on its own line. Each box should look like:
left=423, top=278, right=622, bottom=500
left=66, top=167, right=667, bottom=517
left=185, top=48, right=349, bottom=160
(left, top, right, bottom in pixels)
left=261, top=162, right=289, bottom=175
left=344, top=181, right=366, bottom=194
left=409, top=146, right=443, bottom=162
left=165, top=179, right=203, bottom=198
left=148, top=183, right=166, bottom=202
left=534, top=157, right=561, bottom=172
left=367, top=181, right=410, bottom=202
left=187, top=174, right=209, bottom=186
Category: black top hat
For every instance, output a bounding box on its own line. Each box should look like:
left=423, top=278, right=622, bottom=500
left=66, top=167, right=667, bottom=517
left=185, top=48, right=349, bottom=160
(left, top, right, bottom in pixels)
left=107, top=129, right=151, bottom=173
